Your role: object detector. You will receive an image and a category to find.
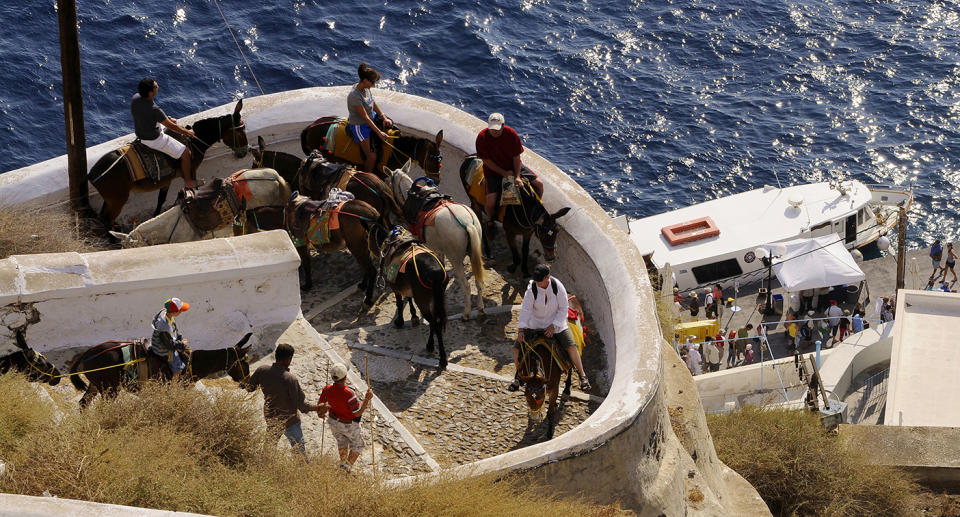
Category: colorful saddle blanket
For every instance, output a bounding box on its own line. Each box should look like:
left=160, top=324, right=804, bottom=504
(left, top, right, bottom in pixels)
left=523, top=302, right=587, bottom=373
left=179, top=170, right=253, bottom=232
left=123, top=140, right=177, bottom=182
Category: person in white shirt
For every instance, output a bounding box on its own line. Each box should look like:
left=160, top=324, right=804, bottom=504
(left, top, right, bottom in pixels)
left=686, top=342, right=702, bottom=375
left=508, top=264, right=590, bottom=392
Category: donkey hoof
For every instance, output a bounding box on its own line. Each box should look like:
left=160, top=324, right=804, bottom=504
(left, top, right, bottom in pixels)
left=461, top=311, right=471, bottom=321
left=411, top=317, right=421, bottom=327
left=393, top=318, right=404, bottom=329
left=507, top=263, right=519, bottom=274
left=362, top=298, right=374, bottom=309
left=438, top=359, right=447, bottom=371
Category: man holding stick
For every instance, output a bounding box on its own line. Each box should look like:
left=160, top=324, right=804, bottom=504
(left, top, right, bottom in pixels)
left=317, top=363, right=373, bottom=473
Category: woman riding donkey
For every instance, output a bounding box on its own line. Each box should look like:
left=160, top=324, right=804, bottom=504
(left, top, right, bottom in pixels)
left=509, top=264, right=589, bottom=392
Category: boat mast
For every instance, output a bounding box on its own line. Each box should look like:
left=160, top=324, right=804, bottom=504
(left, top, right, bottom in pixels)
left=57, top=0, right=89, bottom=212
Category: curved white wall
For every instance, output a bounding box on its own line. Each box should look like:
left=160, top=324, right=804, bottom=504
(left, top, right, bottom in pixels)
left=0, top=89, right=759, bottom=515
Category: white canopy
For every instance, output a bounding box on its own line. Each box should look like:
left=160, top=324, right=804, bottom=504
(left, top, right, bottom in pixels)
left=770, top=234, right=865, bottom=291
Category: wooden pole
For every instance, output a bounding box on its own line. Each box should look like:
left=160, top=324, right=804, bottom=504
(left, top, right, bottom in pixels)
left=895, top=205, right=907, bottom=291
left=808, top=355, right=830, bottom=409
left=365, top=354, right=375, bottom=471
left=57, top=0, right=89, bottom=212
left=320, top=358, right=328, bottom=453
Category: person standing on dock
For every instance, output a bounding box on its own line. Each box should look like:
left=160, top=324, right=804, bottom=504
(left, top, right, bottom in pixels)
left=131, top=78, right=196, bottom=188
left=246, top=343, right=320, bottom=458
left=930, top=239, right=944, bottom=280
left=941, top=243, right=958, bottom=284
left=475, top=112, right=544, bottom=233
left=826, top=300, right=843, bottom=344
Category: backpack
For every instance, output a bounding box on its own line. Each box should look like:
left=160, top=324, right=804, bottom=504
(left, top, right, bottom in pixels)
left=530, top=278, right=558, bottom=301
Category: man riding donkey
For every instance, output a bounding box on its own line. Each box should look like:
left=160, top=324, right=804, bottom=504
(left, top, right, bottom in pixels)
left=509, top=264, right=590, bottom=392
left=475, top=112, right=544, bottom=236
left=131, top=77, right=197, bottom=191
left=150, top=297, right=190, bottom=382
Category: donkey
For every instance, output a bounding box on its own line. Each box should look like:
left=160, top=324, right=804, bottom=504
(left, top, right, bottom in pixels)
left=459, top=156, right=570, bottom=277
left=109, top=168, right=291, bottom=247
left=284, top=193, right=380, bottom=305
left=368, top=225, right=451, bottom=370
left=0, top=329, right=62, bottom=385
left=69, top=333, right=253, bottom=408
left=300, top=116, right=443, bottom=183
left=518, top=295, right=586, bottom=440
left=251, top=136, right=401, bottom=227
left=88, top=99, right=249, bottom=227
left=388, top=160, right=485, bottom=320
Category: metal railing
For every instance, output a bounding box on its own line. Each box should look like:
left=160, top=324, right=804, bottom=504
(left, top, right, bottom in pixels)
left=847, top=367, right=890, bottom=424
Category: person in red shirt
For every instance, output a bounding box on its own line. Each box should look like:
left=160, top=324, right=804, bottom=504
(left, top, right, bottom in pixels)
left=475, top=112, right=544, bottom=229
left=317, top=363, right=374, bottom=472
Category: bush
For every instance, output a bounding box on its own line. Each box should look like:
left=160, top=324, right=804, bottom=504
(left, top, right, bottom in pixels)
left=0, top=375, right=624, bottom=516
left=0, top=206, right=108, bottom=259
left=707, top=406, right=920, bottom=516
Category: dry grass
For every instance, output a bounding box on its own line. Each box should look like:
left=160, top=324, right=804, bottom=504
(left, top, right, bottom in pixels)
left=0, top=207, right=109, bottom=259
left=707, top=406, right=922, bottom=517
left=0, top=374, right=626, bottom=516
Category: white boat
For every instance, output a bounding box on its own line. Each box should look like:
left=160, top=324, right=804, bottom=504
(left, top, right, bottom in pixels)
left=620, top=180, right=913, bottom=291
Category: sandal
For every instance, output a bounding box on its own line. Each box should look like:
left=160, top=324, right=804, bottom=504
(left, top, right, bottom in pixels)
left=507, top=378, right=521, bottom=392
left=579, top=376, right=591, bottom=392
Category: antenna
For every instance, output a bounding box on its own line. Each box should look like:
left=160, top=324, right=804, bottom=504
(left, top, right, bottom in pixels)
left=773, top=168, right=783, bottom=189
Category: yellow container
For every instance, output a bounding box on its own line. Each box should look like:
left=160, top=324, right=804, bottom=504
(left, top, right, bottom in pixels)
left=674, top=319, right=719, bottom=344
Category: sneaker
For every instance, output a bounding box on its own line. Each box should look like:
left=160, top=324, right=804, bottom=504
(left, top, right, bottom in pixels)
left=507, top=378, right=521, bottom=392
left=340, top=462, right=352, bottom=472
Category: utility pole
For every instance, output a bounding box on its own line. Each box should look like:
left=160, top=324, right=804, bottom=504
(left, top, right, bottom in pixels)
left=895, top=204, right=907, bottom=290
left=57, top=0, right=88, bottom=212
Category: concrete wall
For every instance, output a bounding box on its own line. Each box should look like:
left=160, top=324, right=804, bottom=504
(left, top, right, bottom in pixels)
left=0, top=230, right=301, bottom=366
left=818, top=322, right=894, bottom=400
left=0, top=89, right=763, bottom=515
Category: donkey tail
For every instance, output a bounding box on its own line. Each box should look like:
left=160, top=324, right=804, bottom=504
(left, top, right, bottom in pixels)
left=466, top=210, right=486, bottom=286
left=69, top=357, right=88, bottom=392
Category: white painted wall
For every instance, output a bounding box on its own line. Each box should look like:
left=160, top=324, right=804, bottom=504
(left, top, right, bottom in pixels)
left=0, top=230, right=301, bottom=367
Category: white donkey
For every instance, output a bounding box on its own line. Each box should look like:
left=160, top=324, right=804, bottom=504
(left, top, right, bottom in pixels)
left=110, top=168, right=292, bottom=247
left=388, top=160, right=486, bottom=320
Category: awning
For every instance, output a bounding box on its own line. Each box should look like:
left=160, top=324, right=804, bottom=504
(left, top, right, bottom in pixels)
left=770, top=234, right=865, bottom=291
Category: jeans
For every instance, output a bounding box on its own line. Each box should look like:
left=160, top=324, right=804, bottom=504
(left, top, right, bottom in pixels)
left=284, top=421, right=306, bottom=456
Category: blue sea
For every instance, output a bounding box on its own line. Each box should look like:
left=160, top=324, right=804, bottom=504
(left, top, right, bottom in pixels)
left=2, top=0, right=959, bottom=247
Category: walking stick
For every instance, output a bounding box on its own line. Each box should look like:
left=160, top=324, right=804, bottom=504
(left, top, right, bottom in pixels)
left=320, top=358, right=329, bottom=453
left=365, top=353, right=376, bottom=471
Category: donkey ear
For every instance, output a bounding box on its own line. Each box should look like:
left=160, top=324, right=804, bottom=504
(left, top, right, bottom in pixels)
left=235, top=332, right=253, bottom=350
left=234, top=98, right=243, bottom=114
left=551, top=207, right=571, bottom=219
left=382, top=165, right=393, bottom=177
left=109, top=231, right=130, bottom=242
left=258, top=135, right=266, bottom=151
left=435, top=129, right=443, bottom=147
left=402, top=159, right=413, bottom=174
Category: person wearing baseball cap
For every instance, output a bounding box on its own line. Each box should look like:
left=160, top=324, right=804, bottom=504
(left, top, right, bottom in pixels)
left=150, top=297, right=190, bottom=381
left=317, top=363, right=374, bottom=472
left=474, top=111, right=544, bottom=233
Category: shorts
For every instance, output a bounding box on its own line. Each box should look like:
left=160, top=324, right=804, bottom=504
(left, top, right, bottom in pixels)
left=328, top=418, right=365, bottom=451
left=515, top=327, right=576, bottom=350
left=141, top=132, right=187, bottom=159
left=349, top=123, right=372, bottom=142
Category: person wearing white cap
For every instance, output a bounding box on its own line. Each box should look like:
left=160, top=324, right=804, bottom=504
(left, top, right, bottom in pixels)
left=149, top=297, right=191, bottom=381
left=318, top=363, right=374, bottom=472
left=474, top=112, right=544, bottom=231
